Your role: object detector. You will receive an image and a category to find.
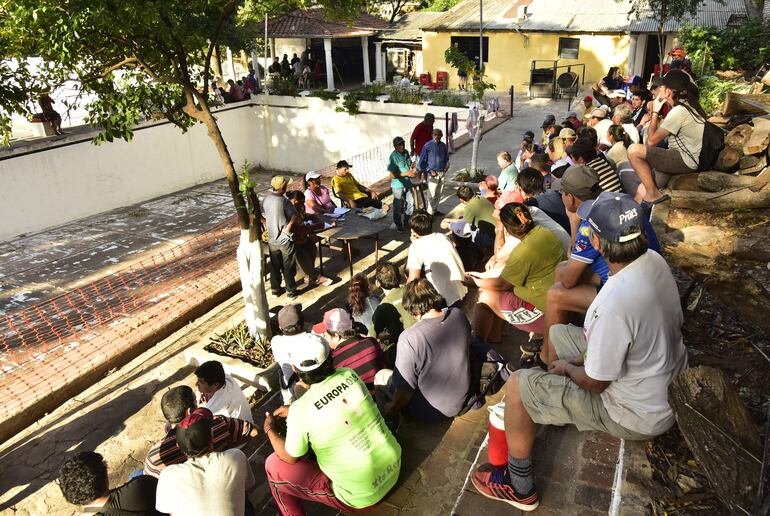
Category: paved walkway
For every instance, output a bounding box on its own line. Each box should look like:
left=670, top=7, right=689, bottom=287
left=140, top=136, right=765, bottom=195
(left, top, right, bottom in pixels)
left=0, top=98, right=654, bottom=515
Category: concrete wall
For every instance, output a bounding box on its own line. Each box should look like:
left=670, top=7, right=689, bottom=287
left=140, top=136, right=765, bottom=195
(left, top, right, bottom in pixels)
left=0, top=98, right=466, bottom=242
left=422, top=31, right=631, bottom=91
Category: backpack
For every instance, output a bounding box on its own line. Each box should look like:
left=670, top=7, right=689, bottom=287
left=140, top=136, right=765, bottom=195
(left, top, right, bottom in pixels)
left=697, top=121, right=725, bottom=171
left=457, top=338, right=509, bottom=416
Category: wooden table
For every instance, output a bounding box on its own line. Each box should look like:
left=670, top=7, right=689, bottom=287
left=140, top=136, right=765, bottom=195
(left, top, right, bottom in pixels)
left=317, top=212, right=390, bottom=277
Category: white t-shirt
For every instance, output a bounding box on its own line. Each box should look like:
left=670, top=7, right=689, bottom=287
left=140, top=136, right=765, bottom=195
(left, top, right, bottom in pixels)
left=270, top=333, right=308, bottom=404
left=661, top=104, right=705, bottom=169
left=156, top=448, right=255, bottom=516
left=200, top=374, right=254, bottom=424
left=584, top=250, right=688, bottom=436
left=407, top=233, right=467, bottom=306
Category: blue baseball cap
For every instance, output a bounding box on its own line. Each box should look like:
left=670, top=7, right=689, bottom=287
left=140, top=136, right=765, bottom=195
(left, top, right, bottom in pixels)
left=576, top=192, right=643, bottom=243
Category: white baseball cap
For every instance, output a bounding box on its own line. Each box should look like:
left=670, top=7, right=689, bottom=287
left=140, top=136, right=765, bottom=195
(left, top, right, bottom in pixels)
left=607, top=89, right=626, bottom=99
left=288, top=333, right=330, bottom=372
left=305, top=170, right=321, bottom=180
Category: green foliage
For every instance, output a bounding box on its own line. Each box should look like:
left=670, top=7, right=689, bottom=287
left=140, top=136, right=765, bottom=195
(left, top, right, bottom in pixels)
left=309, top=90, right=339, bottom=100
left=423, top=0, right=463, bottom=12
left=238, top=160, right=258, bottom=215
left=444, top=45, right=473, bottom=76
left=336, top=93, right=362, bottom=115
left=267, top=76, right=298, bottom=96
left=429, top=90, right=468, bottom=107
left=695, top=75, right=752, bottom=114
left=679, top=21, right=770, bottom=73
left=0, top=0, right=368, bottom=146
left=209, top=321, right=273, bottom=361
left=385, top=86, right=425, bottom=104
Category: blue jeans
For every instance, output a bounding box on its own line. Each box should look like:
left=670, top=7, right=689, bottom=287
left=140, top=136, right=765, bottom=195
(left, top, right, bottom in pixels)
left=392, top=187, right=414, bottom=230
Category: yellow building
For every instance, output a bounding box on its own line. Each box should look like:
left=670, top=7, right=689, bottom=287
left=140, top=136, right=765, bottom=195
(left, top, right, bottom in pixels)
left=419, top=0, right=745, bottom=93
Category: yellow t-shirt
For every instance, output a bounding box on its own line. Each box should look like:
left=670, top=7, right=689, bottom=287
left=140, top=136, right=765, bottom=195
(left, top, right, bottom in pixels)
left=332, top=174, right=367, bottom=201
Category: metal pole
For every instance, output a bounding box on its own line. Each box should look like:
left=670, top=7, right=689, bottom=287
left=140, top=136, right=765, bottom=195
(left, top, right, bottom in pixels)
left=264, top=13, right=268, bottom=88
left=479, top=0, right=483, bottom=76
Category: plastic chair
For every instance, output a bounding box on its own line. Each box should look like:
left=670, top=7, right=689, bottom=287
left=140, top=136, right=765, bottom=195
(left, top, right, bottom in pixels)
left=555, top=71, right=578, bottom=100
left=419, top=73, right=433, bottom=87
left=436, top=71, right=449, bottom=90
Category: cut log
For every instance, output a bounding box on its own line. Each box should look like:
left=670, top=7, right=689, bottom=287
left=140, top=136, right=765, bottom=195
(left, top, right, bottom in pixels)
left=696, top=170, right=764, bottom=192
left=715, top=147, right=742, bottom=171
left=723, top=92, right=770, bottom=116
left=669, top=366, right=762, bottom=514
left=739, top=155, right=760, bottom=170
left=744, top=118, right=770, bottom=155
left=724, top=124, right=754, bottom=150
left=671, top=178, right=770, bottom=211
left=737, top=154, right=767, bottom=175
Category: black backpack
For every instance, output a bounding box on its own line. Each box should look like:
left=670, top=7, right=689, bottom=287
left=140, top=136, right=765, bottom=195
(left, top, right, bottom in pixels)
left=697, top=121, right=725, bottom=172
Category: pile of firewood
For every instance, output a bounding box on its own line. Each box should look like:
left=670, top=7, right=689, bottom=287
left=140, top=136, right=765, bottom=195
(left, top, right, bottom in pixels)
left=670, top=103, right=770, bottom=211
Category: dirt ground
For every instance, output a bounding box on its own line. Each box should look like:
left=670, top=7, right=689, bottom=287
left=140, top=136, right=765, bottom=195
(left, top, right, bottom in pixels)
left=648, top=205, right=770, bottom=514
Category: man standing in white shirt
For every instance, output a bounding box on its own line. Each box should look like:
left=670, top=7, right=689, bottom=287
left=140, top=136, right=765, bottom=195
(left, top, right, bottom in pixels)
left=195, top=360, right=254, bottom=424
left=406, top=210, right=467, bottom=308
left=471, top=192, right=687, bottom=512
left=156, top=408, right=255, bottom=516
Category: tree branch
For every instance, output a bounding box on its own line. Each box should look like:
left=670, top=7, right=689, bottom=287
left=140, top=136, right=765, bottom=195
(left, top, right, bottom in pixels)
left=203, top=0, right=239, bottom=96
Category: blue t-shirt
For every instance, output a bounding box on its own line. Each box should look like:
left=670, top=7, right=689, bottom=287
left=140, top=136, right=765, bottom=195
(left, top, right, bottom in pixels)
left=571, top=218, right=661, bottom=284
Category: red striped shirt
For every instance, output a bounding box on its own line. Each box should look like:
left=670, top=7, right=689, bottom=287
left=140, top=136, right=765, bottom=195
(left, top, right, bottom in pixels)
left=332, top=337, right=384, bottom=393
left=143, top=415, right=253, bottom=477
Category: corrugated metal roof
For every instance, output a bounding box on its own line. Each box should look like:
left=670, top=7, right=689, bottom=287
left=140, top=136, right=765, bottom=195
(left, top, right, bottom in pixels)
left=422, top=0, right=746, bottom=33
left=381, top=11, right=443, bottom=40
left=265, top=9, right=391, bottom=38
left=629, top=0, right=747, bottom=32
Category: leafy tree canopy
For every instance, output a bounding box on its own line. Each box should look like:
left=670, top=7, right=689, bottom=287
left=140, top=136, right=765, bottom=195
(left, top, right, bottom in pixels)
left=0, top=0, right=365, bottom=146
left=422, top=0, right=463, bottom=12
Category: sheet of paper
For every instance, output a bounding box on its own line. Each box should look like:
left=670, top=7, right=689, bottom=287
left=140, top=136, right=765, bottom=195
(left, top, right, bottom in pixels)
left=333, top=207, right=350, bottom=215
left=323, top=222, right=334, bottom=230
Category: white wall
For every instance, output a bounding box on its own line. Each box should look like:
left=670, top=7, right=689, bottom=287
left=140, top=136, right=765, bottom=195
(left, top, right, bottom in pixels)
left=0, top=98, right=467, bottom=241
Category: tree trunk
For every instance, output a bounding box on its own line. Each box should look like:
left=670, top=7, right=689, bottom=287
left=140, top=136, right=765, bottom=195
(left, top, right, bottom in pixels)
left=213, top=45, right=223, bottom=80
left=192, top=96, right=271, bottom=341
left=470, top=105, right=486, bottom=172
left=669, top=366, right=762, bottom=514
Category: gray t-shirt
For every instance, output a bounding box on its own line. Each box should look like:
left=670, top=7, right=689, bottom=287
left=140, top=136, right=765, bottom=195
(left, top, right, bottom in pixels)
left=661, top=104, right=705, bottom=169
left=395, top=307, right=471, bottom=417
left=584, top=250, right=688, bottom=436
left=262, top=192, right=296, bottom=245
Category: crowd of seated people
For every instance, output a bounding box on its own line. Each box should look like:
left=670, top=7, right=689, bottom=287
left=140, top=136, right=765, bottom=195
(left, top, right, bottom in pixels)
left=58, top=66, right=702, bottom=515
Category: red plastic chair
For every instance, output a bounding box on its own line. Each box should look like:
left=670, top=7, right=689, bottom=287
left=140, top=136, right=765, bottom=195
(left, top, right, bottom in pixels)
left=419, top=73, right=432, bottom=87
left=435, top=71, right=449, bottom=90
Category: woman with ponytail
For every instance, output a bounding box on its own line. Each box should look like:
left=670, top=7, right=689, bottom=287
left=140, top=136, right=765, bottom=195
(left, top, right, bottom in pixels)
left=606, top=124, right=631, bottom=165
left=627, top=70, right=707, bottom=206
left=347, top=273, right=381, bottom=331
left=463, top=203, right=564, bottom=344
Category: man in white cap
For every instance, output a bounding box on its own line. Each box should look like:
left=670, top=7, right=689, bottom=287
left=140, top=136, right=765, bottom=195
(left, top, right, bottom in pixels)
left=263, top=333, right=401, bottom=515
left=471, top=192, right=686, bottom=512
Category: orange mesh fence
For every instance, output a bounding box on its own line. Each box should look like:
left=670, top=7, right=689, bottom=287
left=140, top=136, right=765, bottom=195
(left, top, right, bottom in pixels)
left=0, top=216, right=241, bottom=419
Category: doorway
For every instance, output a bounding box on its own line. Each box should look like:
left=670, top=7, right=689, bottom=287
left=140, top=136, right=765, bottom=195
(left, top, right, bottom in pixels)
left=642, top=34, right=660, bottom=79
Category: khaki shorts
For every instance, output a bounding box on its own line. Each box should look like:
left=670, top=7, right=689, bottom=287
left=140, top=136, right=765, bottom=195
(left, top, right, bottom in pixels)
left=517, top=324, right=652, bottom=440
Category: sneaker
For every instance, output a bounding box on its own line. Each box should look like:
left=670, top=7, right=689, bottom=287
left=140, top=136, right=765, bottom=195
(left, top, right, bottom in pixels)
left=270, top=288, right=285, bottom=297
left=309, top=275, right=333, bottom=287
left=519, top=352, right=546, bottom=370
left=471, top=465, right=540, bottom=512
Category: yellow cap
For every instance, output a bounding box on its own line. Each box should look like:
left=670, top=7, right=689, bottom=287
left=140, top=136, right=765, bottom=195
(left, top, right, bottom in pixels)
left=271, top=175, right=288, bottom=190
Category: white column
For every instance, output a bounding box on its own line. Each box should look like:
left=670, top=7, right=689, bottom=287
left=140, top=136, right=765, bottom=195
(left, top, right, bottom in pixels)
left=324, top=37, right=335, bottom=91
left=381, top=50, right=387, bottom=82
left=375, top=42, right=384, bottom=82
left=361, top=36, right=371, bottom=84
left=627, top=35, right=638, bottom=78
left=226, top=47, right=236, bottom=81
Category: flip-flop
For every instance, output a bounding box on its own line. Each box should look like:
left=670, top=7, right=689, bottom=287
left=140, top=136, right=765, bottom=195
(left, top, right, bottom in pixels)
left=641, top=193, right=671, bottom=208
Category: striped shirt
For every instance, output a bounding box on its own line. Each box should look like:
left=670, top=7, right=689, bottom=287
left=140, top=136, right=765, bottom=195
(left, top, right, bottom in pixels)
left=587, top=155, right=623, bottom=193
left=143, top=415, right=254, bottom=477
left=332, top=337, right=384, bottom=393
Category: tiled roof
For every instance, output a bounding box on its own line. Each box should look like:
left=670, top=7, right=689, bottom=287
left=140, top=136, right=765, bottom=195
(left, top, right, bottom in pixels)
left=381, top=11, right=444, bottom=40
left=265, top=9, right=391, bottom=38
left=422, top=0, right=747, bottom=33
